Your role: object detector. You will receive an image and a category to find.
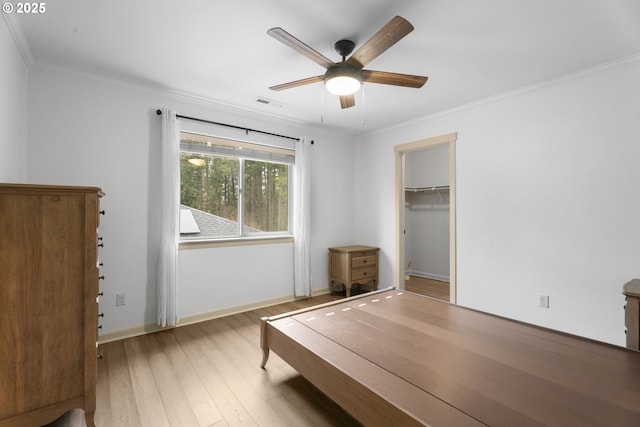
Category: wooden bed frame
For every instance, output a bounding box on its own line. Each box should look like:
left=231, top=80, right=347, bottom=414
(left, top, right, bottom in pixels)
left=260, top=288, right=640, bottom=427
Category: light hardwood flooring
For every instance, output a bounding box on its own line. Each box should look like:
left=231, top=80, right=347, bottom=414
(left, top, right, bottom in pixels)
left=404, top=276, right=450, bottom=301
left=95, top=294, right=362, bottom=427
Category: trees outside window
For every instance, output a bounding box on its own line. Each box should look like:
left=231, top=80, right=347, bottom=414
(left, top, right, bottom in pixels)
left=179, top=133, right=291, bottom=240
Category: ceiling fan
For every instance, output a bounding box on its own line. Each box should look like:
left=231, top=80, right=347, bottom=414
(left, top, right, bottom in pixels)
left=267, top=16, right=428, bottom=109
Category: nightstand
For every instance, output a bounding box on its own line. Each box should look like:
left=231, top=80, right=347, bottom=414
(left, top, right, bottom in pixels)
left=329, top=245, right=379, bottom=297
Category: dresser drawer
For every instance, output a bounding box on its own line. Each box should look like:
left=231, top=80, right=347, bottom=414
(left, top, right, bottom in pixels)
left=352, top=267, right=376, bottom=281
left=352, top=255, right=377, bottom=268
left=626, top=298, right=639, bottom=328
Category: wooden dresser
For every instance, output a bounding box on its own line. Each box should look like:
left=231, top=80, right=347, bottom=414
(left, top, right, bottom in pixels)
left=623, top=279, right=640, bottom=350
left=329, top=245, right=379, bottom=297
left=0, top=184, right=103, bottom=427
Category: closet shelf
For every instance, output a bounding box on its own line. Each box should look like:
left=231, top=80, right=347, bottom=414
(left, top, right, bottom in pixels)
left=405, top=185, right=450, bottom=193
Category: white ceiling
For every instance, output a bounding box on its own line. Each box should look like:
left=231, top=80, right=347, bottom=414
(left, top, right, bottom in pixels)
left=14, top=0, right=640, bottom=135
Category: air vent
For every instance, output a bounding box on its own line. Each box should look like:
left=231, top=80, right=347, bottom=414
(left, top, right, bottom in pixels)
left=255, top=97, right=284, bottom=108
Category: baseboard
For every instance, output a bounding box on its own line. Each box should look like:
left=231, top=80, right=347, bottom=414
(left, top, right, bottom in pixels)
left=98, top=323, right=169, bottom=344
left=405, top=270, right=450, bottom=283
left=98, top=287, right=332, bottom=344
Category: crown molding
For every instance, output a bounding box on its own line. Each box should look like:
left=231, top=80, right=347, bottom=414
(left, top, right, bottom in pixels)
left=1, top=12, right=34, bottom=65
left=362, top=52, right=640, bottom=140
left=29, top=61, right=352, bottom=142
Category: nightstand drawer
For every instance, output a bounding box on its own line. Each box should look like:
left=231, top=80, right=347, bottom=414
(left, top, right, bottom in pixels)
left=352, top=255, right=376, bottom=268
left=352, top=267, right=376, bottom=281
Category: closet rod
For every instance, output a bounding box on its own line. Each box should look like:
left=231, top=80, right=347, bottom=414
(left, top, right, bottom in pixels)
left=156, top=109, right=304, bottom=142
left=405, top=185, right=450, bottom=192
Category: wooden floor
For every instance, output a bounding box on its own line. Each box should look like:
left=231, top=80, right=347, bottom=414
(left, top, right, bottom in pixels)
left=95, top=294, right=363, bottom=427
left=404, top=275, right=450, bottom=301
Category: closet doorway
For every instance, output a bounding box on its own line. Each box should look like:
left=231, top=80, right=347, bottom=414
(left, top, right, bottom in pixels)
left=394, top=133, right=457, bottom=303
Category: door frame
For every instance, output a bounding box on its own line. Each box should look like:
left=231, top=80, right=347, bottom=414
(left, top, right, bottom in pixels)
left=394, top=132, right=457, bottom=303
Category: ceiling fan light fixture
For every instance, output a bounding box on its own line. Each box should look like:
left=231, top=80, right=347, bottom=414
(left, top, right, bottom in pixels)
left=324, top=64, right=362, bottom=96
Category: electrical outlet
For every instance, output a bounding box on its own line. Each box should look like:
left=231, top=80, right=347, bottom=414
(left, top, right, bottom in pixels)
left=539, top=295, right=549, bottom=308
left=116, top=292, right=126, bottom=306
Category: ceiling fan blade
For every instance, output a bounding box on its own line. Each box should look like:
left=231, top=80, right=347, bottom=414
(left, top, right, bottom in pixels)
left=269, top=75, right=324, bottom=91
left=339, top=94, right=355, bottom=109
left=268, top=27, right=335, bottom=69
left=346, top=16, right=414, bottom=69
left=362, top=70, right=428, bottom=88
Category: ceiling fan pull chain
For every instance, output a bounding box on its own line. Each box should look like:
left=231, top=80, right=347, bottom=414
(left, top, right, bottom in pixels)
left=361, top=84, right=366, bottom=126
left=320, top=84, right=325, bottom=123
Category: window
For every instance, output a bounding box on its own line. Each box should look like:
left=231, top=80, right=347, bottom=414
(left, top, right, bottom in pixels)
left=179, top=132, right=293, bottom=241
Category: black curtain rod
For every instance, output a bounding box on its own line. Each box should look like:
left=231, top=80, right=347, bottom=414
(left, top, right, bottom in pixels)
left=156, top=109, right=306, bottom=143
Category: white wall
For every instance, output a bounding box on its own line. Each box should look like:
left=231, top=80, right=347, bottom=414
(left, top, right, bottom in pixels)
left=355, top=56, right=640, bottom=346
left=26, top=66, right=355, bottom=336
left=179, top=242, right=294, bottom=317
left=0, top=16, right=28, bottom=182
left=405, top=145, right=449, bottom=188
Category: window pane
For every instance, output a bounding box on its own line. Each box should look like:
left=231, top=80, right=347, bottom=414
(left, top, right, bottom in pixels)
left=243, top=160, right=289, bottom=234
left=180, top=152, right=240, bottom=239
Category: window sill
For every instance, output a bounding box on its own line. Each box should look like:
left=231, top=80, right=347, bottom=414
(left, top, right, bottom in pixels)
left=179, top=235, right=294, bottom=250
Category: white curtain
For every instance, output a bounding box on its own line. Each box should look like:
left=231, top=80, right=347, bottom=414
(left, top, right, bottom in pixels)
left=293, top=137, right=312, bottom=297
left=157, top=108, right=180, bottom=327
